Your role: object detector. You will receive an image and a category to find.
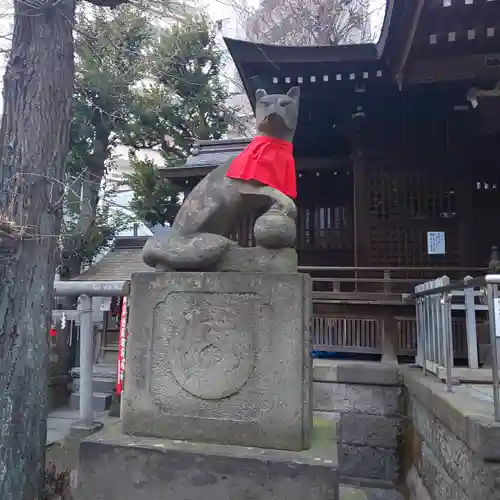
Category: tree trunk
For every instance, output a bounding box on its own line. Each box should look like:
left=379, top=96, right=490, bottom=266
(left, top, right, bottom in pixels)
left=0, top=0, right=75, bottom=497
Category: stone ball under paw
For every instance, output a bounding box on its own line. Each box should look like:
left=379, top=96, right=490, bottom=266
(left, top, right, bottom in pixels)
left=254, top=210, right=296, bottom=249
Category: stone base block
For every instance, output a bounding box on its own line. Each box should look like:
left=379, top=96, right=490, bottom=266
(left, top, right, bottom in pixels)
left=340, top=413, right=400, bottom=449
left=77, top=423, right=338, bottom=500
left=122, top=272, right=312, bottom=451
left=338, top=410, right=401, bottom=482
left=107, top=391, right=121, bottom=418
left=214, top=246, right=297, bottom=273
left=70, top=392, right=112, bottom=412
left=314, top=382, right=402, bottom=416
left=338, top=444, right=399, bottom=482
left=70, top=420, right=103, bottom=439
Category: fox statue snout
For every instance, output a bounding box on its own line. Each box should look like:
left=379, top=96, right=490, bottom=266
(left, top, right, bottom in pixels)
left=255, top=87, right=300, bottom=140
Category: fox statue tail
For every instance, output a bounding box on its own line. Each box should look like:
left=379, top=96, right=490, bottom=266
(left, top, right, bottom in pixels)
left=142, top=229, right=236, bottom=271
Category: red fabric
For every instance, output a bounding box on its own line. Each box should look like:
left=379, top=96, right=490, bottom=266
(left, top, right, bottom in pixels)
left=49, top=328, right=56, bottom=337
left=226, top=135, right=297, bottom=199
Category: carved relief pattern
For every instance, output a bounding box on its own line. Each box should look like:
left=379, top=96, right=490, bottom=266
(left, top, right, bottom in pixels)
left=154, top=292, right=256, bottom=401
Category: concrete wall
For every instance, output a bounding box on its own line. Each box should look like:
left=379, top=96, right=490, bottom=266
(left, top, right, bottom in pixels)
left=313, top=361, right=405, bottom=499
left=403, top=369, right=500, bottom=500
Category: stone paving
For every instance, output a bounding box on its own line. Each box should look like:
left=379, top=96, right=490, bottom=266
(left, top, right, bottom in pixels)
left=47, top=407, right=118, bottom=445
left=462, top=383, right=498, bottom=403
left=450, top=382, right=500, bottom=416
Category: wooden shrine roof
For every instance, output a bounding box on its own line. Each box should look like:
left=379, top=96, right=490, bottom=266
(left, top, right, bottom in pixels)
left=160, top=0, right=500, bottom=179
left=75, top=237, right=150, bottom=281
left=160, top=138, right=251, bottom=182
left=403, top=0, right=500, bottom=85
left=224, top=0, right=500, bottom=105
left=185, top=138, right=251, bottom=169
left=160, top=139, right=352, bottom=181
left=224, top=37, right=392, bottom=111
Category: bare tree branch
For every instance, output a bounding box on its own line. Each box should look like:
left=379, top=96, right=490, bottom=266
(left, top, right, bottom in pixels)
left=217, top=0, right=375, bottom=46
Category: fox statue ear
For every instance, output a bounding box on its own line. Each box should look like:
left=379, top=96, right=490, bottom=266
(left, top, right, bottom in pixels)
left=286, top=86, right=300, bottom=101
left=255, top=88, right=267, bottom=102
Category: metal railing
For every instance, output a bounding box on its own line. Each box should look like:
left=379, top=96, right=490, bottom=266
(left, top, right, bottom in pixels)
left=405, top=274, right=500, bottom=421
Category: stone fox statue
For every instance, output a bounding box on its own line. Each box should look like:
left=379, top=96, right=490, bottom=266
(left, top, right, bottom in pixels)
left=142, top=86, right=300, bottom=271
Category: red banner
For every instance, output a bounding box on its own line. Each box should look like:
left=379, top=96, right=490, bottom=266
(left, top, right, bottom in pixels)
left=116, top=297, right=128, bottom=395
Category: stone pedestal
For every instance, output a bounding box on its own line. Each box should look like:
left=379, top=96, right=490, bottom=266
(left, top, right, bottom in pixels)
left=77, top=422, right=338, bottom=500
left=121, top=271, right=312, bottom=452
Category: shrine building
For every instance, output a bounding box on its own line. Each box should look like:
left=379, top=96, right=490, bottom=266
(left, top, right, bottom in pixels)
left=77, top=0, right=500, bottom=361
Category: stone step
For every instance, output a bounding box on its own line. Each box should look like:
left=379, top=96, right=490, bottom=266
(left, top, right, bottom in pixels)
left=72, top=376, right=116, bottom=394
left=71, top=364, right=116, bottom=380
left=102, top=341, right=119, bottom=351
left=70, top=392, right=112, bottom=412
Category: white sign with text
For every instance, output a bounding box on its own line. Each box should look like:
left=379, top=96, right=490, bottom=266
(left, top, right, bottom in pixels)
left=427, top=231, right=446, bottom=255
left=495, top=298, right=500, bottom=338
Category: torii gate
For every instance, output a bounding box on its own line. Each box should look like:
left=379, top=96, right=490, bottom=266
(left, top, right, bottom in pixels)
left=53, top=281, right=129, bottom=432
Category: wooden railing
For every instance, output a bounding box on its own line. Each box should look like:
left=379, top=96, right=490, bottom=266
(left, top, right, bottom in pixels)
left=312, top=316, right=380, bottom=354
left=299, top=266, right=487, bottom=358
left=311, top=315, right=470, bottom=357
left=298, top=266, right=488, bottom=298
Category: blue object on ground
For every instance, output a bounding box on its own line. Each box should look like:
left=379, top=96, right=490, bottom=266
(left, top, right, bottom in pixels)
left=312, top=350, right=338, bottom=359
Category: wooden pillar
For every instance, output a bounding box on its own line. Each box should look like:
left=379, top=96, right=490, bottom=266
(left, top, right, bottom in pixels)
left=448, top=112, right=475, bottom=267
left=351, top=109, right=370, bottom=268
left=456, top=175, right=474, bottom=266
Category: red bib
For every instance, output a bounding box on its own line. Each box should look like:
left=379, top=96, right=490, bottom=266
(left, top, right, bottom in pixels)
left=226, top=135, right=297, bottom=199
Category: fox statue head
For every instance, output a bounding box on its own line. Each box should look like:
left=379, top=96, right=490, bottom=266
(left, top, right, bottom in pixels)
left=254, top=86, right=300, bottom=142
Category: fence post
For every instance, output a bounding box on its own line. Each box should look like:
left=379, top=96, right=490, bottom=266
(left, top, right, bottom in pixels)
left=441, top=289, right=453, bottom=392
left=431, top=278, right=442, bottom=374
left=422, top=281, right=431, bottom=375
left=78, top=294, right=95, bottom=428
left=431, top=279, right=440, bottom=370
left=486, top=283, right=500, bottom=421
left=439, top=276, right=451, bottom=371
left=464, top=276, right=479, bottom=369
left=415, top=284, right=424, bottom=367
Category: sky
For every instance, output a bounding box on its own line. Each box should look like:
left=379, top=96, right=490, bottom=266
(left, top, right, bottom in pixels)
left=206, top=0, right=387, bottom=40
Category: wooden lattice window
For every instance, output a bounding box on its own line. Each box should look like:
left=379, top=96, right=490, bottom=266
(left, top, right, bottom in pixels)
left=369, top=168, right=456, bottom=221
left=228, top=209, right=267, bottom=247
left=297, top=205, right=353, bottom=251
left=367, top=167, right=459, bottom=266
left=368, top=225, right=459, bottom=267
left=472, top=177, right=500, bottom=265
